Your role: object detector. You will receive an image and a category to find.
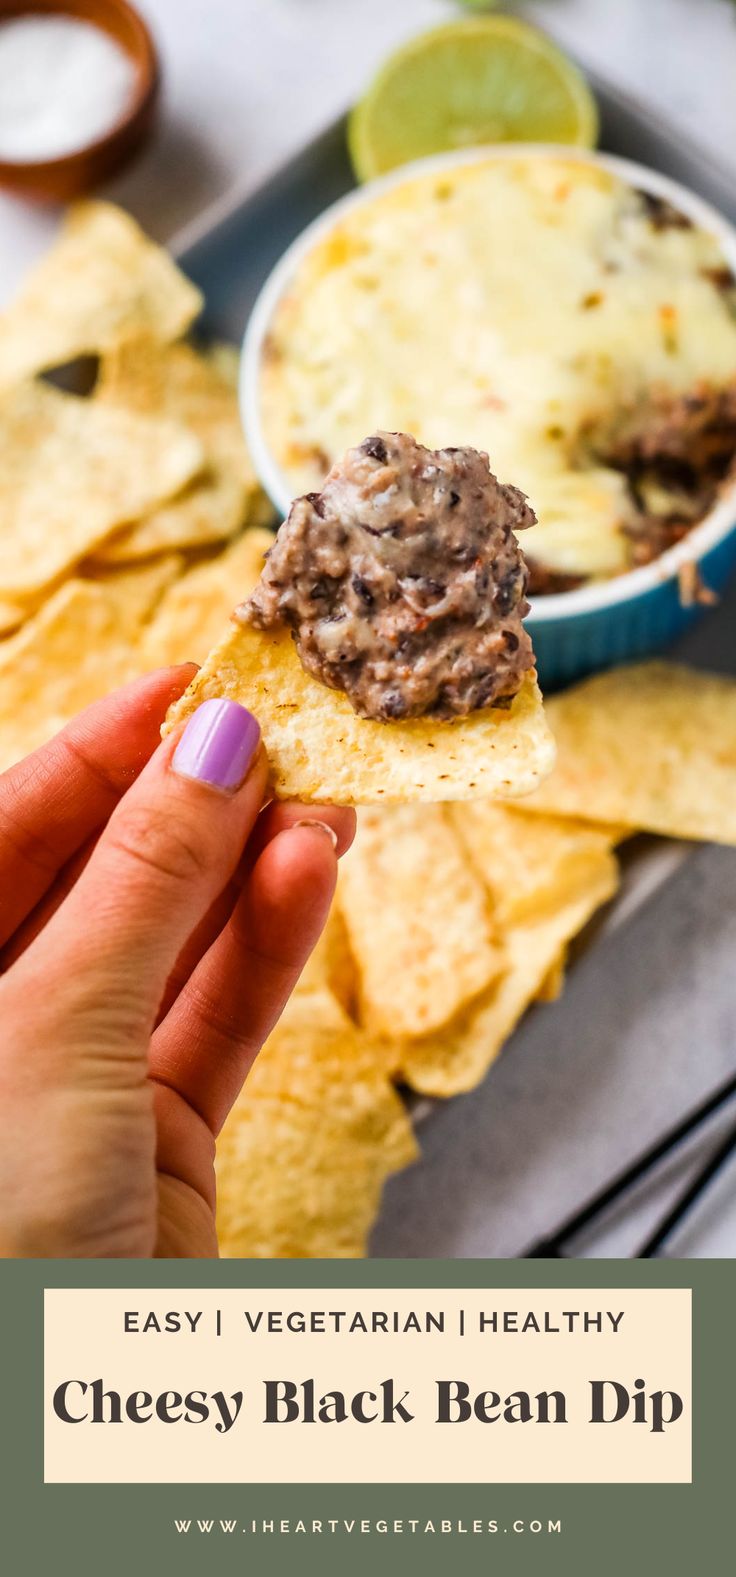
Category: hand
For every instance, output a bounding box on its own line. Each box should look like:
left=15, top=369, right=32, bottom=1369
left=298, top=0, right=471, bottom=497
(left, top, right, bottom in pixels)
left=0, top=665, right=355, bottom=1259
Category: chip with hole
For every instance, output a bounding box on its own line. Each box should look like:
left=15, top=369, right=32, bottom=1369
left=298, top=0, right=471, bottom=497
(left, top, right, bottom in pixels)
left=0, top=381, right=202, bottom=600
left=94, top=338, right=272, bottom=562
left=0, top=202, right=201, bottom=390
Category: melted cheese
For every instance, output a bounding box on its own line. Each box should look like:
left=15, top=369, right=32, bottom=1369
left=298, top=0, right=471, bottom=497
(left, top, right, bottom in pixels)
left=260, top=156, right=736, bottom=579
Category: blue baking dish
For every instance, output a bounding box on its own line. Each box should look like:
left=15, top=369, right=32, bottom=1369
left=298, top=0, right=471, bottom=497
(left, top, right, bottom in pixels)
left=240, top=144, right=736, bottom=691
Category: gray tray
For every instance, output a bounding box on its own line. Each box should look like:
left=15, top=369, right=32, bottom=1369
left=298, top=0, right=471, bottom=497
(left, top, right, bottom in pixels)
left=171, top=73, right=736, bottom=1248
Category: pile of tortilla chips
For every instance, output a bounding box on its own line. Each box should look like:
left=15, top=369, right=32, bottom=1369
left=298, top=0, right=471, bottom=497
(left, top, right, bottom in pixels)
left=3, top=204, right=736, bottom=1261
left=0, top=201, right=276, bottom=759
left=219, top=646, right=736, bottom=1255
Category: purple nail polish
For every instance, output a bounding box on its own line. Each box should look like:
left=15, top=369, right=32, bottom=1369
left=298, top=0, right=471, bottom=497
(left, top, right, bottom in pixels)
left=172, top=698, right=260, bottom=792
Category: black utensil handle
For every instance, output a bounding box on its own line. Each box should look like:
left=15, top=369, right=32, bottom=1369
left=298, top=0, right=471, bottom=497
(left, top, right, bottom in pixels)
left=638, top=1122, right=736, bottom=1258
left=524, top=1068, right=736, bottom=1258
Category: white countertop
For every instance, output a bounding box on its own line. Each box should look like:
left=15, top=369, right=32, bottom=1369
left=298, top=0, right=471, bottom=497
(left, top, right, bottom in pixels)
left=3, top=0, right=736, bottom=299
left=1, top=0, right=735, bottom=1258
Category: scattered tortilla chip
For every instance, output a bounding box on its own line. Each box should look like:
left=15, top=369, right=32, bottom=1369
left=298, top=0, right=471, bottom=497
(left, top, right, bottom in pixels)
left=94, top=338, right=272, bottom=562
left=338, top=805, right=503, bottom=1038
left=83, top=556, right=182, bottom=613
left=0, top=381, right=202, bottom=600
left=0, top=597, right=26, bottom=637
left=216, top=987, right=417, bottom=1258
left=92, top=476, right=243, bottom=563
left=0, top=202, right=201, bottom=390
left=139, top=528, right=274, bottom=668
left=298, top=904, right=358, bottom=1020
left=535, top=950, right=567, bottom=1003
left=163, top=621, right=555, bottom=805
left=0, top=557, right=177, bottom=771
left=448, top=801, right=623, bottom=925
left=519, top=661, right=736, bottom=845
left=398, top=852, right=618, bottom=1097
left=205, top=341, right=240, bottom=387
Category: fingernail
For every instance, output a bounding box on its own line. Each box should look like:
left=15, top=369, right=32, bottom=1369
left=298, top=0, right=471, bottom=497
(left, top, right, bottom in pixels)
left=172, top=698, right=260, bottom=792
left=293, top=818, right=338, bottom=850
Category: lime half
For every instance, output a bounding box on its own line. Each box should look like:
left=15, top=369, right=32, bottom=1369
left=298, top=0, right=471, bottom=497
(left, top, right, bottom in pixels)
left=348, top=18, right=599, bottom=182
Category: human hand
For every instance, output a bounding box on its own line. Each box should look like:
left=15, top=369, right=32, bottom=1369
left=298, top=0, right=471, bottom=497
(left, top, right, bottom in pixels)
left=0, top=665, right=355, bottom=1258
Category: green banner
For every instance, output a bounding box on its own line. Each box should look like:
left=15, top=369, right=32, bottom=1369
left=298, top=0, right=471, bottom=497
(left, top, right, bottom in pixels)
left=2, top=1257, right=733, bottom=1575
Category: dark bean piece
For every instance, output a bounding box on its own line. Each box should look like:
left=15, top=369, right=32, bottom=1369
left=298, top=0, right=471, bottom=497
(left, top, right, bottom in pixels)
left=636, top=189, right=692, bottom=231
left=380, top=691, right=408, bottom=720
left=427, top=690, right=449, bottom=717
left=304, top=491, right=326, bottom=517
left=359, top=518, right=402, bottom=537
left=361, top=435, right=388, bottom=463
left=475, top=676, right=497, bottom=708
left=494, top=575, right=521, bottom=615
left=448, top=490, right=460, bottom=508
left=352, top=575, right=374, bottom=607
left=504, top=629, right=519, bottom=651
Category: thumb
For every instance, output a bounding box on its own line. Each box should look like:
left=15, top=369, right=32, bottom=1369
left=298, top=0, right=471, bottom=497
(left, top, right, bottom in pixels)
left=18, top=698, right=267, bottom=1076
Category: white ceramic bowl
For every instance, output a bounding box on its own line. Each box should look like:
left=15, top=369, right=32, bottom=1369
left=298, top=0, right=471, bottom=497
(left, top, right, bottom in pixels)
left=240, top=145, right=736, bottom=687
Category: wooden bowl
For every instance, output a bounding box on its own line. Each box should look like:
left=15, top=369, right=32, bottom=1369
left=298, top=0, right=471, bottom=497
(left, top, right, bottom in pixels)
left=0, top=0, right=160, bottom=201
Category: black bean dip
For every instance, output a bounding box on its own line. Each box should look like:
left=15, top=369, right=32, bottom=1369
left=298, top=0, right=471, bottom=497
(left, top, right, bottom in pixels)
left=241, top=431, right=535, bottom=722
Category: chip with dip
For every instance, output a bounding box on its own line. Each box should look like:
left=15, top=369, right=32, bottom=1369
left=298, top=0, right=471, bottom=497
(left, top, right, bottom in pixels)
left=164, top=432, right=554, bottom=804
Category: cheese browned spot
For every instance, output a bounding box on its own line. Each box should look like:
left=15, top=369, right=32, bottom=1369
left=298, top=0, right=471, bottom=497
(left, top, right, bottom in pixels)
left=241, top=432, right=534, bottom=723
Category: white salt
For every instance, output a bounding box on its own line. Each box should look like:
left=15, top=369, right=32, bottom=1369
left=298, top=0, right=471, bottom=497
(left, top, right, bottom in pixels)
left=0, top=15, right=137, bottom=163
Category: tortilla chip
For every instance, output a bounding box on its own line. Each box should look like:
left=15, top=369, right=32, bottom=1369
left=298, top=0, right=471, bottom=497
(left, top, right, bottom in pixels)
left=216, top=987, right=417, bottom=1258
left=92, top=476, right=243, bottom=563
left=205, top=341, right=240, bottom=387
left=519, top=661, right=736, bottom=845
left=139, top=529, right=274, bottom=668
left=535, top=950, right=567, bottom=1002
left=448, top=801, right=623, bottom=925
left=0, top=598, right=26, bottom=637
left=398, top=852, right=618, bottom=1097
left=0, top=202, right=201, bottom=390
left=94, top=339, right=272, bottom=562
left=82, top=556, right=182, bottom=616
left=298, top=904, right=358, bottom=1020
left=338, top=805, right=503, bottom=1038
left=0, top=381, right=202, bottom=600
left=0, top=558, right=177, bottom=771
left=163, top=621, right=555, bottom=805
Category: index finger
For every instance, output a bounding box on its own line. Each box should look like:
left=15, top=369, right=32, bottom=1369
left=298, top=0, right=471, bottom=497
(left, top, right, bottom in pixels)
left=0, top=664, right=195, bottom=948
